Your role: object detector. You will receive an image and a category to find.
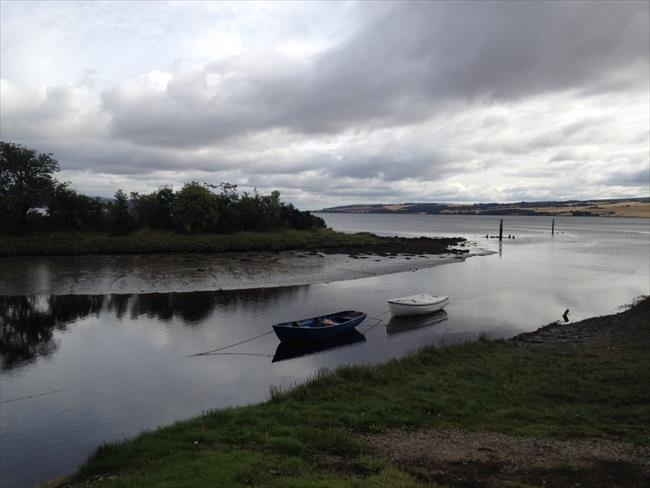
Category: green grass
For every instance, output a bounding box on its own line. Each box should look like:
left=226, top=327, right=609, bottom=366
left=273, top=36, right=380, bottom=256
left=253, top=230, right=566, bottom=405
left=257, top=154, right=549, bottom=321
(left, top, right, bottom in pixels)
left=67, top=309, right=650, bottom=487
left=0, top=229, right=383, bottom=256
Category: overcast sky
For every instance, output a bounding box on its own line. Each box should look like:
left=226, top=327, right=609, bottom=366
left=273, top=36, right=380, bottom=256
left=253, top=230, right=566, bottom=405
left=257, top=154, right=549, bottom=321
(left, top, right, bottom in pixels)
left=1, top=0, right=648, bottom=208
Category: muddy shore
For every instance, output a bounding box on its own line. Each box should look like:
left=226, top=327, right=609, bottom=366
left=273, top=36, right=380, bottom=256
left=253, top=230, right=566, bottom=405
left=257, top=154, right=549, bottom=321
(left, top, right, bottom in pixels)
left=0, top=249, right=480, bottom=296
left=512, top=295, right=650, bottom=346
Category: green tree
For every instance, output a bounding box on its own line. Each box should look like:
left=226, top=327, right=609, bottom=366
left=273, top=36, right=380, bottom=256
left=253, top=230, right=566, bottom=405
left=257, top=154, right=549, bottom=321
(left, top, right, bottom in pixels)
left=212, top=183, right=241, bottom=232
left=109, top=189, right=134, bottom=234
left=48, top=182, right=105, bottom=230
left=280, top=202, right=325, bottom=230
left=0, top=141, right=60, bottom=230
left=131, top=187, right=174, bottom=230
left=263, top=190, right=282, bottom=229
left=173, top=182, right=220, bottom=234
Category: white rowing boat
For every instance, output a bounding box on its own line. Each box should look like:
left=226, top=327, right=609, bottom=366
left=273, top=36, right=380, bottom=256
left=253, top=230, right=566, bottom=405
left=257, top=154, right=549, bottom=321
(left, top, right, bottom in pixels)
left=387, top=294, right=449, bottom=318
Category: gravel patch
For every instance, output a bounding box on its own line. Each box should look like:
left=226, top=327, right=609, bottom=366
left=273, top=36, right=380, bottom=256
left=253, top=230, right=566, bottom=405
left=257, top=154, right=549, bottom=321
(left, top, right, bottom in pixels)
left=365, top=428, right=650, bottom=471
left=364, top=428, right=650, bottom=487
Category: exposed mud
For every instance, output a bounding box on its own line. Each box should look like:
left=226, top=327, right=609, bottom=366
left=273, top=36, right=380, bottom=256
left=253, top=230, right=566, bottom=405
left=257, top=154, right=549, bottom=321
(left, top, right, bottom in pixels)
left=0, top=250, right=480, bottom=296
left=512, top=295, right=650, bottom=346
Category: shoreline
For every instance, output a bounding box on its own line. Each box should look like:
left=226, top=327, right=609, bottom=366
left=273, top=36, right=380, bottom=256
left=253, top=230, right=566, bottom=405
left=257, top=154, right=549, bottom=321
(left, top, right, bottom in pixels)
left=47, top=296, right=649, bottom=487
left=0, top=231, right=474, bottom=296
left=0, top=251, right=474, bottom=296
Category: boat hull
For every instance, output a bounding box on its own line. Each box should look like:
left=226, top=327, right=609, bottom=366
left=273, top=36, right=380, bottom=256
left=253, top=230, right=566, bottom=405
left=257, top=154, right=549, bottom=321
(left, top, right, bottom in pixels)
left=272, top=330, right=366, bottom=362
left=388, top=297, right=449, bottom=317
left=273, top=311, right=367, bottom=342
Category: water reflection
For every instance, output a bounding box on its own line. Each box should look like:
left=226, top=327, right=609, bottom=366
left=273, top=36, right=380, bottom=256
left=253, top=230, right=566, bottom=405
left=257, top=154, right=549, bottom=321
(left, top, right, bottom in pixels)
left=1, top=296, right=59, bottom=370
left=386, top=310, right=449, bottom=335
left=272, top=329, right=366, bottom=363
left=0, top=287, right=305, bottom=370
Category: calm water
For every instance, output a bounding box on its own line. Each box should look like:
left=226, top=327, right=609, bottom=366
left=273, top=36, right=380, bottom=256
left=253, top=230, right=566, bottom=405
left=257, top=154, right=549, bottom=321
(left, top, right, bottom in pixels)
left=1, top=214, right=649, bottom=487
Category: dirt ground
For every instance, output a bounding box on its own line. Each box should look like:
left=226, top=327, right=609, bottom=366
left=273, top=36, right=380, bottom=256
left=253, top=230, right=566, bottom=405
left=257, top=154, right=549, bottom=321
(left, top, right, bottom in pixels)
left=365, top=428, right=650, bottom=488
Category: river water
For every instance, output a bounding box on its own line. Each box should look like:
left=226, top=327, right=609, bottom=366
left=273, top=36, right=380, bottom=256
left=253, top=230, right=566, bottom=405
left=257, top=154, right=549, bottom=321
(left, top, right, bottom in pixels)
left=1, top=214, right=649, bottom=487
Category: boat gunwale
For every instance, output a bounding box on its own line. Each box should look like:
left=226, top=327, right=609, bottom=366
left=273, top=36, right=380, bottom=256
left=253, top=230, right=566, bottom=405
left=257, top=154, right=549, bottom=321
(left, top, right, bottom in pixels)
left=274, top=311, right=366, bottom=329
left=387, top=297, right=449, bottom=307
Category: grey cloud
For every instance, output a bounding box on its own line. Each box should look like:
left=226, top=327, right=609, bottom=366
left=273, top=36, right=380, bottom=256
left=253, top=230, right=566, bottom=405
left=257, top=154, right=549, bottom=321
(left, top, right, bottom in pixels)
left=325, top=147, right=485, bottom=182
left=102, top=1, right=649, bottom=148
left=599, top=168, right=650, bottom=187
left=549, top=149, right=595, bottom=163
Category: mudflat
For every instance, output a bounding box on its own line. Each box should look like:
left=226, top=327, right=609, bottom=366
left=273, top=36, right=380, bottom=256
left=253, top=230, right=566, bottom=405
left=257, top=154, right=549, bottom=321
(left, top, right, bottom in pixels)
left=0, top=250, right=474, bottom=295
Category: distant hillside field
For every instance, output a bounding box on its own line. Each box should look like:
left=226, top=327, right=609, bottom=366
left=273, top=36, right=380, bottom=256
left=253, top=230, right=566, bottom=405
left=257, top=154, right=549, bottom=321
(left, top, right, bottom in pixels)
left=320, top=198, right=650, bottom=218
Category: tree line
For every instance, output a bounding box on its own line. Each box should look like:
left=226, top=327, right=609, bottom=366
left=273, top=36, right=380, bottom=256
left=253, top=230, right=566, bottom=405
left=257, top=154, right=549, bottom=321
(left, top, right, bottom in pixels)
left=0, top=141, right=325, bottom=235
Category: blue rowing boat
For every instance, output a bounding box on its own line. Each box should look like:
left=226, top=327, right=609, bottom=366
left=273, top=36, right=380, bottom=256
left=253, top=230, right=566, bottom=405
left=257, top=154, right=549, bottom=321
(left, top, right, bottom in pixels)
left=272, top=310, right=367, bottom=342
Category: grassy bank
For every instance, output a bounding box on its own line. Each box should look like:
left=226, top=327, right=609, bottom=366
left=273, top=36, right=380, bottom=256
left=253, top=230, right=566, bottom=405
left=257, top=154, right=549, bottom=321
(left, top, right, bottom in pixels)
left=0, top=229, right=377, bottom=256
left=0, top=229, right=465, bottom=257
left=59, top=298, right=650, bottom=487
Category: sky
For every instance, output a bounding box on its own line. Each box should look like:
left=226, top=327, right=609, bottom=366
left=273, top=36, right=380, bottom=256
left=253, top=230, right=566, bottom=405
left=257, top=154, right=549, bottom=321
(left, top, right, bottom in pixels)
left=1, top=0, right=649, bottom=209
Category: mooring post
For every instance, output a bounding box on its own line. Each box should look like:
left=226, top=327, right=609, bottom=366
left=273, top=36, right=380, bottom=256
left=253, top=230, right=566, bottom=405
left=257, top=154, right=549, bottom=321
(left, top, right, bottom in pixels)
left=499, top=219, right=503, bottom=240
left=552, top=218, right=555, bottom=235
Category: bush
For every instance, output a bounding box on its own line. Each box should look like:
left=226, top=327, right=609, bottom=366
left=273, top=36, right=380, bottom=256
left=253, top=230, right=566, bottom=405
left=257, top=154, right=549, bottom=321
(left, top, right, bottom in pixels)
left=172, top=182, right=220, bottom=234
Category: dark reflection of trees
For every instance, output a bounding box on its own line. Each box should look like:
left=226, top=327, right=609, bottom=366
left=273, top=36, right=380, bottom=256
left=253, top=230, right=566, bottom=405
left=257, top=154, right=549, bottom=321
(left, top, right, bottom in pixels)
left=48, top=294, right=106, bottom=323
left=0, top=296, right=58, bottom=370
left=107, top=294, right=131, bottom=320
left=130, top=286, right=305, bottom=325
left=130, top=292, right=218, bottom=324
left=0, top=285, right=305, bottom=370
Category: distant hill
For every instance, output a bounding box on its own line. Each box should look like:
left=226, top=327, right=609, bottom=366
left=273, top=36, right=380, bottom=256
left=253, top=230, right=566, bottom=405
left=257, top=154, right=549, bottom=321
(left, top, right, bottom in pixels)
left=319, top=198, right=650, bottom=218
left=93, top=196, right=114, bottom=204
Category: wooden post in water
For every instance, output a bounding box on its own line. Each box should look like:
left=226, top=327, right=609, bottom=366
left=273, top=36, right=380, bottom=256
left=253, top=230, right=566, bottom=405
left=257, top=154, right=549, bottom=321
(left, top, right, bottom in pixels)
left=552, top=218, right=555, bottom=235
left=499, top=219, right=503, bottom=240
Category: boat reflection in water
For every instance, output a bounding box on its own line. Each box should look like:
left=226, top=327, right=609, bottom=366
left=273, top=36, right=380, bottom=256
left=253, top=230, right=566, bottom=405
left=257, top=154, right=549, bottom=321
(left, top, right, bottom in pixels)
left=386, top=310, right=448, bottom=335
left=272, top=330, right=366, bottom=363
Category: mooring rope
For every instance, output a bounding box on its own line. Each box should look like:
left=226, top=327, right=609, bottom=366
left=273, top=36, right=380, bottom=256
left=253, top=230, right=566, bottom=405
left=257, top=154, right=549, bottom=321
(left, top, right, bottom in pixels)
left=189, top=330, right=274, bottom=357
left=362, top=310, right=392, bottom=334
left=198, top=352, right=274, bottom=358
left=0, top=388, right=64, bottom=404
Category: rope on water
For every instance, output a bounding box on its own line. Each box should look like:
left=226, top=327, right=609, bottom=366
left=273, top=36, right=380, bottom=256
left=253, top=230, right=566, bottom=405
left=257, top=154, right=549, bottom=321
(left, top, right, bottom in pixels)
left=197, top=352, right=274, bottom=358
left=362, top=310, right=392, bottom=334
left=189, top=330, right=274, bottom=357
left=0, top=388, right=64, bottom=404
